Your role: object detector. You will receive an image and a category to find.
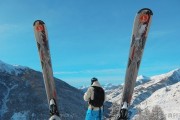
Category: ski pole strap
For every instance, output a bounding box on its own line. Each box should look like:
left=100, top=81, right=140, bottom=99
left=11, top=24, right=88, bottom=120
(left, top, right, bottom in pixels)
left=99, top=107, right=101, bottom=120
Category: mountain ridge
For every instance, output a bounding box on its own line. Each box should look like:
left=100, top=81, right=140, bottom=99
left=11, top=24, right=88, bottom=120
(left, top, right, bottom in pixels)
left=106, top=68, right=180, bottom=119
left=1, top=60, right=179, bottom=119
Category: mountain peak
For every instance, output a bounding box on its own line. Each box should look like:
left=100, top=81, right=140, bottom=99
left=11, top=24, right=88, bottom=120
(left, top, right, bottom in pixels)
left=137, top=75, right=150, bottom=80
left=0, top=60, right=28, bottom=75
left=171, top=68, right=180, bottom=74
left=150, top=68, right=180, bottom=81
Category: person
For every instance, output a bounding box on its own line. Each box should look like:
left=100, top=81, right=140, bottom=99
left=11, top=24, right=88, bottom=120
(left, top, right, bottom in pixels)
left=83, top=77, right=105, bottom=120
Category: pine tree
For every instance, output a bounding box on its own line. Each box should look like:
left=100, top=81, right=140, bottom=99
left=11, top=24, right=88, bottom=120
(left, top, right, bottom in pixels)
left=149, top=105, right=166, bottom=120
left=135, top=108, right=151, bottom=120
left=135, top=105, right=166, bottom=120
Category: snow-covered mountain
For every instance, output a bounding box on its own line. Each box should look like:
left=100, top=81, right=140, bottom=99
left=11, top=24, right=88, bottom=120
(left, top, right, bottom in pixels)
left=106, top=68, right=180, bottom=120
left=79, top=69, right=180, bottom=119
left=0, top=60, right=27, bottom=75
left=79, top=83, right=120, bottom=93
left=1, top=60, right=179, bottom=120
left=0, top=60, right=87, bottom=120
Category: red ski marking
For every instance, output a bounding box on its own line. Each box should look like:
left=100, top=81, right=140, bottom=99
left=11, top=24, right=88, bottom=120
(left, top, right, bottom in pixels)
left=128, top=95, right=132, bottom=103
left=53, top=90, right=57, bottom=98
left=36, top=25, right=44, bottom=31
left=139, top=14, right=149, bottom=23
left=131, top=47, right=136, bottom=60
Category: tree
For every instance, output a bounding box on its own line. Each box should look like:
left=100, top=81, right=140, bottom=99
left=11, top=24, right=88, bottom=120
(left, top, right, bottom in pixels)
left=135, top=108, right=151, bottom=120
left=149, top=105, right=166, bottom=120
left=135, top=105, right=166, bottom=120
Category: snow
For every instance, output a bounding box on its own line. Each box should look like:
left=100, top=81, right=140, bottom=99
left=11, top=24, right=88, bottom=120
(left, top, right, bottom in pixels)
left=150, top=68, right=180, bottom=81
left=103, top=83, right=120, bottom=91
left=79, top=83, right=120, bottom=93
left=106, top=68, right=180, bottom=119
left=1, top=59, right=180, bottom=119
left=137, top=75, right=150, bottom=81
left=79, top=85, right=89, bottom=90
left=0, top=60, right=27, bottom=75
left=0, top=80, right=18, bottom=117
left=136, top=82, right=180, bottom=120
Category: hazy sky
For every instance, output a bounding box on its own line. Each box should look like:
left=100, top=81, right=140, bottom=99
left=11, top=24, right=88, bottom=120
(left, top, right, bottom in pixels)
left=0, top=0, right=180, bottom=87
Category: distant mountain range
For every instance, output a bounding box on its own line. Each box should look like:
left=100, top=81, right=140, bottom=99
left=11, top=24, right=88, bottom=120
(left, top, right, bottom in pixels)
left=1, top=60, right=179, bottom=120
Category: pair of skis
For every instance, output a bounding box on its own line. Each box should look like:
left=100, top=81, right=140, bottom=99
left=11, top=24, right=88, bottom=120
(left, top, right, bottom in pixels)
left=33, top=8, right=153, bottom=120
left=116, top=8, right=153, bottom=120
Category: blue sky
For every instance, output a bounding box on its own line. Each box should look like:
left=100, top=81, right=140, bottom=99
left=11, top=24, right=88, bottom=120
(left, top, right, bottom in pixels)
left=0, top=0, right=180, bottom=87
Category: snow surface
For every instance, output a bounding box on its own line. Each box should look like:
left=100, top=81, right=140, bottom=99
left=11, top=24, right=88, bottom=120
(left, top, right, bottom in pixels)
left=136, top=82, right=180, bottom=120
left=0, top=60, right=27, bottom=75
left=106, top=68, right=180, bottom=120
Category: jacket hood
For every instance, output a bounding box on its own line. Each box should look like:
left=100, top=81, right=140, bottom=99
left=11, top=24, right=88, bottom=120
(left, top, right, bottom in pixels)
left=91, top=81, right=101, bottom=87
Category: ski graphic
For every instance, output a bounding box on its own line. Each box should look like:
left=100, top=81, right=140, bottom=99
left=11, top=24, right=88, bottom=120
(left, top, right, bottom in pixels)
left=116, top=8, right=153, bottom=120
left=33, top=20, right=60, bottom=120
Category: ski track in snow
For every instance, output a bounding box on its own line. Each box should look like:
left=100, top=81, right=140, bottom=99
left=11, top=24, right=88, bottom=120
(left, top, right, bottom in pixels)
left=0, top=80, right=18, bottom=117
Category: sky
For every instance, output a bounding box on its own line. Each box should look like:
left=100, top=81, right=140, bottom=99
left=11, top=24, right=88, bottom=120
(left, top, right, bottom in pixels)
left=0, top=0, right=180, bottom=87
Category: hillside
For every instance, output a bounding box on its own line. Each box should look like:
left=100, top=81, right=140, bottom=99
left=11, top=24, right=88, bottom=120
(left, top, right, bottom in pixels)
left=0, top=60, right=86, bottom=120
left=106, top=69, right=180, bottom=119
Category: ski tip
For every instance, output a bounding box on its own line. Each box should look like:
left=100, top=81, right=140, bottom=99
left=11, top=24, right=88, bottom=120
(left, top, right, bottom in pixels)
left=138, top=8, right=153, bottom=15
left=33, top=20, right=45, bottom=26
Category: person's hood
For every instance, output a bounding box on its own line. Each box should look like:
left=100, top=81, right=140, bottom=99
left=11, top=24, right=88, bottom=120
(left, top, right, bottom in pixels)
left=91, top=81, right=101, bottom=87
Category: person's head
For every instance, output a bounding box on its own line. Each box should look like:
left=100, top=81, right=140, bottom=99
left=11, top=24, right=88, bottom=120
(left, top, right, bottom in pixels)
left=91, top=77, right=98, bottom=85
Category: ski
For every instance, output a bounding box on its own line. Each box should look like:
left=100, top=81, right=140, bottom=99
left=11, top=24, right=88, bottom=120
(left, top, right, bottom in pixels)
left=116, top=8, right=153, bottom=120
left=33, top=20, right=61, bottom=120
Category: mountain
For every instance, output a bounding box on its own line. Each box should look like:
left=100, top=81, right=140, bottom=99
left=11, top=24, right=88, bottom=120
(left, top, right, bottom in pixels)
left=106, top=68, right=180, bottom=120
left=0, top=60, right=87, bottom=120
left=79, top=83, right=120, bottom=93
left=1, top=60, right=179, bottom=120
